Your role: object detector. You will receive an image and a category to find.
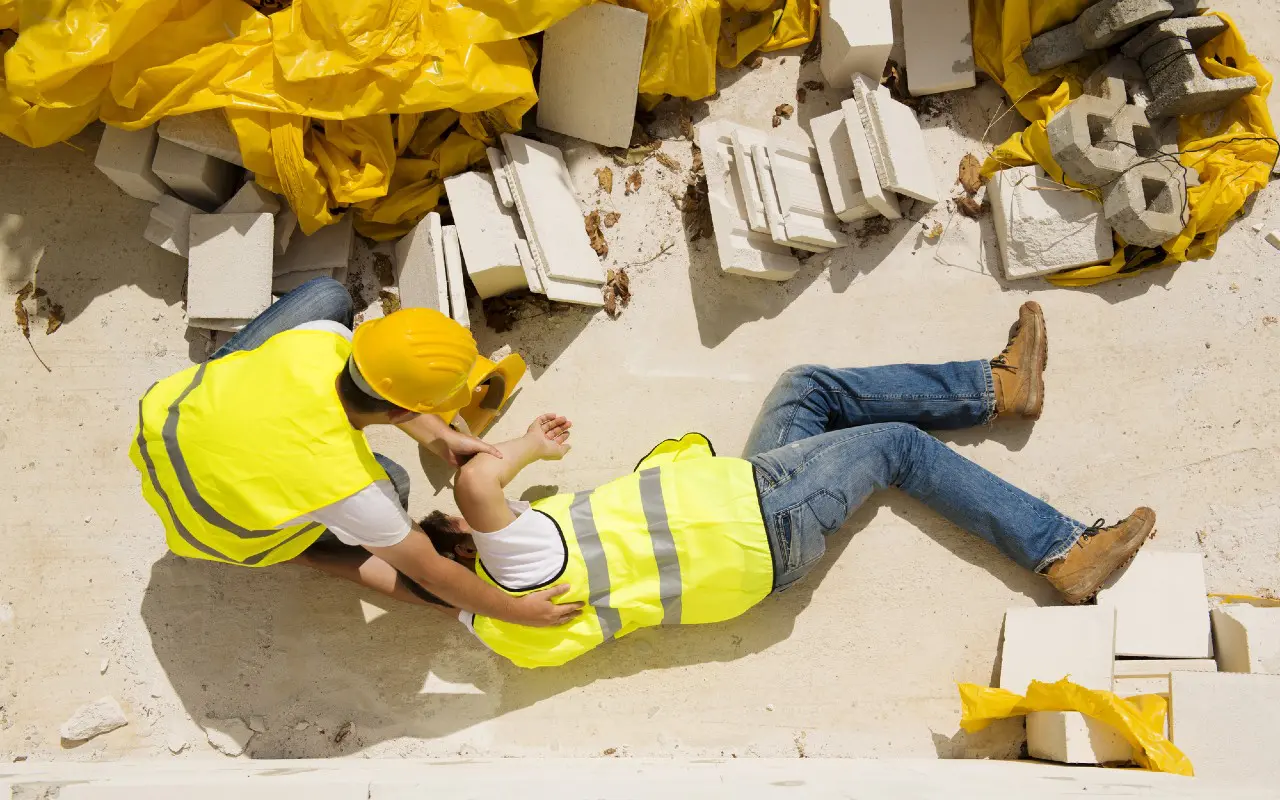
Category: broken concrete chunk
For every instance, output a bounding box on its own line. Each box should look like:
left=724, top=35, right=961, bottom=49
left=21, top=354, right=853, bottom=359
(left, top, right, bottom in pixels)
left=186, top=213, right=274, bottom=325
left=820, top=0, right=893, bottom=89
left=840, top=98, right=900, bottom=220
left=96, top=124, right=169, bottom=203
left=1026, top=711, right=1133, bottom=765
left=442, top=171, right=526, bottom=299
left=204, top=717, right=254, bottom=757
left=1096, top=549, right=1211, bottom=657
left=989, top=166, right=1114, bottom=281
left=1170, top=671, right=1280, bottom=782
left=442, top=224, right=470, bottom=328
left=1123, top=15, right=1257, bottom=118
left=1212, top=604, right=1280, bottom=673
left=1000, top=606, right=1116, bottom=694
left=1102, top=158, right=1189, bottom=247
left=152, top=139, right=241, bottom=211
left=218, top=182, right=281, bottom=215
left=536, top=4, right=648, bottom=148
left=766, top=140, right=848, bottom=250
left=1267, top=230, right=1280, bottom=250
left=1078, top=0, right=1175, bottom=50
left=394, top=211, right=449, bottom=312
left=275, top=214, right=353, bottom=276
left=901, top=0, right=976, bottom=96
left=1022, top=24, right=1088, bottom=75
left=60, top=696, right=128, bottom=742
left=850, top=75, right=940, bottom=204
left=144, top=195, right=201, bottom=257
left=158, top=109, right=244, bottom=167
left=810, top=110, right=875, bottom=223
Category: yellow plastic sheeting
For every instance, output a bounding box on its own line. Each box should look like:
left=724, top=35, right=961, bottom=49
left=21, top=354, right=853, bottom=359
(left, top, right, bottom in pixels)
left=973, top=2, right=1278, bottom=286
left=717, top=0, right=817, bottom=70
left=958, top=678, right=1193, bottom=775
left=623, top=0, right=721, bottom=104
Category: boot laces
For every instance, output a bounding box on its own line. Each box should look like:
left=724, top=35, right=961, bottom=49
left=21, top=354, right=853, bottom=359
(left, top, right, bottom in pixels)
left=1077, top=518, right=1108, bottom=548
left=991, top=325, right=1021, bottom=372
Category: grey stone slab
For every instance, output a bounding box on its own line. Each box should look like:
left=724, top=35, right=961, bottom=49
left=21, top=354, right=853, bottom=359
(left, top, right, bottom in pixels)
left=1023, top=23, right=1087, bottom=74
left=1078, top=0, right=1174, bottom=50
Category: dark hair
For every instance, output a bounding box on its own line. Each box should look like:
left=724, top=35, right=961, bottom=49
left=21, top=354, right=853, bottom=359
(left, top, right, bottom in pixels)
left=420, top=510, right=470, bottom=558
left=336, top=361, right=407, bottom=415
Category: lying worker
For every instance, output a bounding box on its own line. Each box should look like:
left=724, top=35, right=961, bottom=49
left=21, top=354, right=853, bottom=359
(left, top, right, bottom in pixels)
left=421, top=302, right=1155, bottom=667
left=129, top=277, right=579, bottom=628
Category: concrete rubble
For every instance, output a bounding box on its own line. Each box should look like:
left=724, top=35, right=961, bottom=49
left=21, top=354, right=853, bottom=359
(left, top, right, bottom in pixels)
left=989, top=166, right=1115, bottom=280
left=144, top=195, right=200, bottom=257
left=203, top=717, right=255, bottom=757
left=60, top=696, right=129, bottom=742
left=901, top=0, right=976, bottom=96
left=1121, top=15, right=1258, bottom=118
left=1102, top=157, right=1193, bottom=247
left=157, top=110, right=244, bottom=167
left=820, top=0, right=893, bottom=89
left=186, top=213, right=274, bottom=330
left=95, top=124, right=169, bottom=203
left=1211, top=605, right=1280, bottom=673
left=850, top=75, right=940, bottom=204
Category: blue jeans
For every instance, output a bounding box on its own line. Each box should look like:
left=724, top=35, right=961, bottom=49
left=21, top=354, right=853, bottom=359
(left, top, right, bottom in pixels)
left=745, top=362, right=1086, bottom=591
left=208, top=277, right=412, bottom=505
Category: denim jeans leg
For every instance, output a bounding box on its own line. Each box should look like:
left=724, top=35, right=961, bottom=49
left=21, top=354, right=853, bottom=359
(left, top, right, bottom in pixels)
left=373, top=454, right=411, bottom=511
left=751, top=422, right=1084, bottom=589
left=744, top=361, right=996, bottom=456
left=209, top=277, right=354, bottom=360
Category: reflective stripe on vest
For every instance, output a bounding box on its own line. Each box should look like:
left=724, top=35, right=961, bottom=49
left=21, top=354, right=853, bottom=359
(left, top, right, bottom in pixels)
left=570, top=491, right=622, bottom=641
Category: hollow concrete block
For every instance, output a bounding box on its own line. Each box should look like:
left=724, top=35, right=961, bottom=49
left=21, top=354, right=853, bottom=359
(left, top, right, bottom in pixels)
left=901, top=0, right=976, bottom=96
left=395, top=211, right=449, bottom=312
left=1084, top=56, right=1153, bottom=108
left=1211, top=605, right=1280, bottom=674
left=1096, top=549, right=1212, bottom=658
left=186, top=213, right=273, bottom=324
left=820, top=0, right=893, bottom=89
left=443, top=171, right=527, bottom=299
left=95, top=125, right=169, bottom=203
left=1122, top=15, right=1257, bottom=119
left=144, top=195, right=200, bottom=256
left=1102, top=158, right=1189, bottom=247
left=157, top=109, right=244, bottom=167
left=1022, top=24, right=1088, bottom=75
left=989, top=166, right=1114, bottom=281
left=1046, top=93, right=1133, bottom=186
left=1078, top=0, right=1175, bottom=50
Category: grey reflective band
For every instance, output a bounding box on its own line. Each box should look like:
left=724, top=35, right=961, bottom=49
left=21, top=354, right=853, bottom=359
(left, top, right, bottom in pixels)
left=242, top=523, right=323, bottom=566
left=638, top=468, right=683, bottom=625
left=347, top=356, right=389, bottom=402
left=570, top=491, right=622, bottom=642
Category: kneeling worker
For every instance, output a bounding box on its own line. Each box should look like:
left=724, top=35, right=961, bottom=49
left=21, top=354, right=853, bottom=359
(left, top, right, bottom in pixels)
left=428, top=302, right=1155, bottom=667
left=129, top=277, right=578, bottom=627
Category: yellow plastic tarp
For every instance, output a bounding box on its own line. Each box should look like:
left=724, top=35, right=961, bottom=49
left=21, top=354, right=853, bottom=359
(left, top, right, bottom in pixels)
left=973, top=2, right=1278, bottom=286
left=959, top=678, right=1193, bottom=775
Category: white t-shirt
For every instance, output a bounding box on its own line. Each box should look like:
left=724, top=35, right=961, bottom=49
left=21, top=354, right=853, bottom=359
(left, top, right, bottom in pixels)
left=460, top=500, right=567, bottom=634
left=279, top=320, right=412, bottom=548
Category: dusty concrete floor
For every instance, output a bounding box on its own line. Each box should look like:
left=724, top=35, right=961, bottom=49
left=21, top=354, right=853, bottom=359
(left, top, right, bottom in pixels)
left=2, top=0, right=1279, bottom=766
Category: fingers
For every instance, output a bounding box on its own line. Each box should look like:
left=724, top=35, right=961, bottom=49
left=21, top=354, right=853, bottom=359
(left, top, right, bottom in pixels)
left=541, top=583, right=572, bottom=599
left=481, top=441, right=503, bottom=458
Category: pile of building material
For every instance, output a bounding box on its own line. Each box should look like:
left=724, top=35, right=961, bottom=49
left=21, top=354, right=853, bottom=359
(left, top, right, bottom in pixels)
left=994, top=548, right=1280, bottom=777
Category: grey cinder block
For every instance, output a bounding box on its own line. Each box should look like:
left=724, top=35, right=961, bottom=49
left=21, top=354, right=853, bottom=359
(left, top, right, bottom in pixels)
left=1047, top=93, right=1133, bottom=186
left=1022, top=24, right=1087, bottom=74
left=1078, top=0, right=1174, bottom=50
left=1102, top=158, right=1190, bottom=247
left=1124, top=16, right=1258, bottom=118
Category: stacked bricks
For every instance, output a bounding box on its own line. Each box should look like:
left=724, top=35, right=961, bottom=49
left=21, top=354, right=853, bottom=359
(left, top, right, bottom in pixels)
left=151, top=139, right=240, bottom=211
left=1022, top=0, right=1204, bottom=75
left=95, top=125, right=169, bottom=203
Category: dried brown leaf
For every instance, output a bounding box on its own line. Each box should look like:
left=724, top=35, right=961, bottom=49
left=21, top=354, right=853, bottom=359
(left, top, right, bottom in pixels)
left=800, top=36, right=821, bottom=65
left=796, top=88, right=807, bottom=104
left=595, top=166, right=614, bottom=194
left=803, top=80, right=824, bottom=91
left=774, top=103, right=794, bottom=120
left=45, top=298, right=64, bottom=335
left=771, top=115, right=782, bottom=128
left=603, top=211, right=621, bottom=228
left=955, top=196, right=986, bottom=218
left=372, top=252, right=395, bottom=286
left=957, top=154, right=983, bottom=196
left=624, top=170, right=643, bottom=195
left=924, top=222, right=943, bottom=240
left=14, top=281, right=32, bottom=339
left=585, top=210, right=609, bottom=258
left=679, top=109, right=694, bottom=141
left=608, top=140, right=661, bottom=166
left=655, top=152, right=680, bottom=172
left=379, top=289, right=401, bottom=316
left=603, top=268, right=631, bottom=318
left=749, top=56, right=764, bottom=69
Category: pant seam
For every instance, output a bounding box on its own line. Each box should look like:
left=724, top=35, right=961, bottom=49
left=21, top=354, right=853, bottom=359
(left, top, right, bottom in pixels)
left=981, top=361, right=997, bottom=424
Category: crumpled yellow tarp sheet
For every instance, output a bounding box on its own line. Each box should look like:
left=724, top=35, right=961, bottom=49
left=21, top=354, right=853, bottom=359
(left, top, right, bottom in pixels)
left=959, top=678, right=1194, bottom=775
left=0, top=0, right=814, bottom=239
left=972, top=2, right=1277, bottom=286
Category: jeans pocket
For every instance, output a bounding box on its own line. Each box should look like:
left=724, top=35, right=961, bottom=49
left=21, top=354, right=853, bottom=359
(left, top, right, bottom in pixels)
left=805, top=489, right=849, bottom=534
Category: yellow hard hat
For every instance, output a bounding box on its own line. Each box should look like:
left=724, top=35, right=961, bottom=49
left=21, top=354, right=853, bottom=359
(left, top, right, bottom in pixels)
left=349, top=308, right=479, bottom=413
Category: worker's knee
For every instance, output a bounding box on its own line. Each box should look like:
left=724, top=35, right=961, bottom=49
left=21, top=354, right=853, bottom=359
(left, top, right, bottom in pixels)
left=776, top=363, right=824, bottom=391
left=302, top=277, right=354, bottom=327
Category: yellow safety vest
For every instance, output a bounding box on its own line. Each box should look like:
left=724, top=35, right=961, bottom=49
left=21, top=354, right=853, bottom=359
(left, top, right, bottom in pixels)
left=471, top=433, right=773, bottom=668
left=128, top=329, right=388, bottom=567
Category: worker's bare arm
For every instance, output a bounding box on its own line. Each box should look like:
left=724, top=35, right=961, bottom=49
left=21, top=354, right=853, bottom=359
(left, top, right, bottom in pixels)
left=455, top=414, right=572, bottom=534
left=397, top=413, right=503, bottom=467
left=367, top=523, right=581, bottom=625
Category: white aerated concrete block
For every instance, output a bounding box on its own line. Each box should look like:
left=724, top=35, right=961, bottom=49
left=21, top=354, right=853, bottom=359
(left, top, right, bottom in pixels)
left=486, top=148, right=516, bottom=208
left=810, top=110, right=875, bottom=222
left=1026, top=711, right=1133, bottom=765
left=442, top=224, right=470, bottom=328
left=275, top=214, right=353, bottom=276
left=515, top=240, right=545, bottom=295
left=443, top=171, right=527, bottom=299
left=272, top=268, right=332, bottom=295
left=1113, top=675, right=1170, bottom=698
left=144, top=195, right=200, bottom=256
left=158, top=109, right=244, bottom=167
left=151, top=139, right=240, bottom=210
left=696, top=120, right=801, bottom=281
left=501, top=134, right=605, bottom=286
left=989, top=166, right=1114, bottom=280
left=1212, top=605, right=1280, bottom=673
left=536, top=4, right=647, bottom=148
left=535, top=260, right=606, bottom=307
left=766, top=140, right=848, bottom=250
left=850, top=75, right=940, bottom=204
left=840, top=99, right=901, bottom=220
left=95, top=125, right=168, bottom=203
left=902, top=0, right=976, bottom=96
left=730, top=127, right=772, bottom=233
left=750, top=143, right=801, bottom=250
left=1096, top=550, right=1212, bottom=658
left=1170, top=671, right=1280, bottom=782
left=821, top=0, right=893, bottom=90
left=1114, top=658, right=1217, bottom=677
left=188, top=317, right=250, bottom=333
left=1000, top=606, right=1116, bottom=694
left=395, top=211, right=449, bottom=312
left=186, top=213, right=273, bottom=325
left=219, top=182, right=281, bottom=215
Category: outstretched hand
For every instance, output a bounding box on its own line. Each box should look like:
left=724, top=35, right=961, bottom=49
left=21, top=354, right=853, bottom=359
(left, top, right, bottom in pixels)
left=526, top=413, right=572, bottom=460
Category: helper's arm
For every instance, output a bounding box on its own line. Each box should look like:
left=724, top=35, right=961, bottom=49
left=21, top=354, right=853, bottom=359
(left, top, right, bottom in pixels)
left=455, top=414, right=573, bottom=533
left=397, top=413, right=503, bottom=467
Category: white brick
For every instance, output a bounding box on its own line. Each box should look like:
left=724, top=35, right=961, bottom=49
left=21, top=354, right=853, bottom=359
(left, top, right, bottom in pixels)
left=750, top=143, right=800, bottom=250
left=144, top=195, right=200, bottom=256
left=218, top=182, right=281, bottom=215
left=157, top=109, right=244, bottom=167
left=1114, top=658, right=1218, bottom=677
left=1096, top=549, right=1212, bottom=658
left=1026, top=711, right=1133, bottom=765
left=1113, top=675, right=1170, bottom=697
left=536, top=4, right=647, bottom=148
left=999, top=606, right=1116, bottom=694
left=186, top=213, right=273, bottom=324
left=902, top=0, right=976, bottom=96
left=501, top=134, right=605, bottom=285
left=515, top=240, right=545, bottom=295
left=394, top=211, right=448, bottom=312
left=766, top=140, right=848, bottom=250
left=486, top=147, right=516, bottom=208
left=151, top=139, right=240, bottom=210
left=840, top=98, right=901, bottom=220
left=534, top=257, right=605, bottom=307
left=272, top=268, right=332, bottom=295
left=820, top=0, right=893, bottom=89
left=695, top=120, right=801, bottom=281
left=989, top=166, right=1114, bottom=280
left=95, top=125, right=168, bottom=203
left=810, top=110, right=875, bottom=222
left=188, top=317, right=250, bottom=333
left=850, top=75, right=940, bottom=204
left=443, top=171, right=526, bottom=299
left=1212, top=605, right=1280, bottom=673
left=730, top=127, right=772, bottom=233
left=1170, top=671, right=1280, bottom=782
left=275, top=214, right=353, bottom=276
left=442, top=224, right=470, bottom=328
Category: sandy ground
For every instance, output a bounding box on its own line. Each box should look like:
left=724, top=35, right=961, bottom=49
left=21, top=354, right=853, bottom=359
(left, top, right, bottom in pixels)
left=2, top=0, right=1279, bottom=767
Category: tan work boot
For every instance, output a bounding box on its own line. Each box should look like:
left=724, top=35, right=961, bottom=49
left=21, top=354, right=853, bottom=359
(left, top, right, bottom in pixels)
left=992, top=301, right=1048, bottom=420
left=1044, top=508, right=1156, bottom=604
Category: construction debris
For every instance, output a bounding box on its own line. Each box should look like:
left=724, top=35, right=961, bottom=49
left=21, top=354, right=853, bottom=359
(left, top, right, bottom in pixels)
left=820, top=0, right=893, bottom=89
left=901, top=0, right=976, bottom=96
left=810, top=109, right=875, bottom=222
left=1022, top=0, right=1204, bottom=74
left=989, top=167, right=1113, bottom=280
left=157, top=110, right=244, bottom=167
left=1168, top=671, right=1280, bottom=781
left=1211, top=605, right=1280, bottom=673
left=395, top=211, right=450, bottom=313
left=1096, top=549, right=1212, bottom=658
left=442, top=225, right=470, bottom=328
left=186, top=213, right=273, bottom=330
left=95, top=125, right=168, bottom=203
left=151, top=139, right=241, bottom=211
left=443, top=171, right=527, bottom=299
left=204, top=717, right=254, bottom=757
left=850, top=75, right=941, bottom=204
left=60, top=696, right=128, bottom=742
left=1121, top=15, right=1258, bottom=118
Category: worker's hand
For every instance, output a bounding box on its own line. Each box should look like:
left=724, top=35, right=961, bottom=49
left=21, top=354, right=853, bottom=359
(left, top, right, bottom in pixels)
left=526, top=413, right=572, bottom=460
left=510, top=584, right=583, bottom=627
left=436, top=426, right=503, bottom=468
